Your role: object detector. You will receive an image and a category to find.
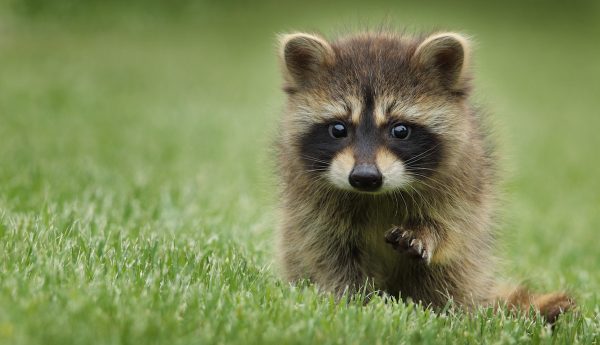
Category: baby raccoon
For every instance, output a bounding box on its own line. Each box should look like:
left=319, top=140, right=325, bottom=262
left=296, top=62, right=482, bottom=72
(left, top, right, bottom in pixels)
left=275, top=30, right=573, bottom=323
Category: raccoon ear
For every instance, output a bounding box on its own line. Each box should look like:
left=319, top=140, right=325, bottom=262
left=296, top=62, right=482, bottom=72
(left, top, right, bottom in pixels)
left=413, top=32, right=471, bottom=93
left=279, top=32, right=335, bottom=88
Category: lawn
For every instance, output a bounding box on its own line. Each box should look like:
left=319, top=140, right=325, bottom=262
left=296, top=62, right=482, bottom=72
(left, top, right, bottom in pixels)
left=0, top=1, right=599, bottom=344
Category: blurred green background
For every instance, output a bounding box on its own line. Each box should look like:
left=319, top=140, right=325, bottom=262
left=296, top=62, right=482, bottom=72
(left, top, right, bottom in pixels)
left=0, top=1, right=599, bottom=344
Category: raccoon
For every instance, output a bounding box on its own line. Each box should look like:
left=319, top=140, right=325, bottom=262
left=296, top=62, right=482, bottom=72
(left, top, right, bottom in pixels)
left=274, top=30, right=573, bottom=323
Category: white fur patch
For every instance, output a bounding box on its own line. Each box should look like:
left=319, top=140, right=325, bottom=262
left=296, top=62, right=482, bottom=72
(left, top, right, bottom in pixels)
left=328, top=148, right=411, bottom=193
left=347, top=96, right=362, bottom=125
left=376, top=149, right=411, bottom=191
left=327, top=148, right=355, bottom=190
left=317, top=101, right=349, bottom=122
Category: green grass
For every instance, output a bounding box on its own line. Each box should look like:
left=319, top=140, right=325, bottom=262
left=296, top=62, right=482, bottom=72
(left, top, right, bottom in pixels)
left=1, top=1, right=599, bottom=344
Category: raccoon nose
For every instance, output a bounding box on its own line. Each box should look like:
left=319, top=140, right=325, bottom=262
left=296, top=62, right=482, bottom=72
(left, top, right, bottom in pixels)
left=349, top=164, right=383, bottom=191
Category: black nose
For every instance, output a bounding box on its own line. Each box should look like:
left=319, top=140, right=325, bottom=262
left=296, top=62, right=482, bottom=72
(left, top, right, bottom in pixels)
left=349, top=164, right=383, bottom=192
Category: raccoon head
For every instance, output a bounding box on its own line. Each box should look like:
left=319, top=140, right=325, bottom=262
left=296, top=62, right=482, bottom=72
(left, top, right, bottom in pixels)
left=279, top=31, right=472, bottom=194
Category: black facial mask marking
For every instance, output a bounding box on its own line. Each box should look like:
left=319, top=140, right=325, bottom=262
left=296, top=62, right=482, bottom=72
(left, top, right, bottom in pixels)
left=299, top=123, right=350, bottom=173
left=385, top=123, right=442, bottom=177
left=298, top=92, right=443, bottom=181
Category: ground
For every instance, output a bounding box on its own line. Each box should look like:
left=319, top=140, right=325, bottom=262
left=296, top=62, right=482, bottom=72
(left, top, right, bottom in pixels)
left=0, top=1, right=599, bottom=344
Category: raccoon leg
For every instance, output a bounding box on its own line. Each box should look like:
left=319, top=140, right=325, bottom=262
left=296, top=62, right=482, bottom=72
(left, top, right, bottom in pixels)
left=384, top=225, right=438, bottom=264
left=494, top=285, right=575, bottom=324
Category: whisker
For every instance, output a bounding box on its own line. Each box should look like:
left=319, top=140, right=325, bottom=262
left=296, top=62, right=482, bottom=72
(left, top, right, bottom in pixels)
left=404, top=144, right=440, bottom=165
left=407, top=184, right=435, bottom=215
left=300, top=154, right=331, bottom=165
left=398, top=190, right=410, bottom=218
left=409, top=169, right=485, bottom=193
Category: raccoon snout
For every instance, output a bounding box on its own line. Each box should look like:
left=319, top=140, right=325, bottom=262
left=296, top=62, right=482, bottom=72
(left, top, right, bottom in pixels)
left=349, top=164, right=383, bottom=192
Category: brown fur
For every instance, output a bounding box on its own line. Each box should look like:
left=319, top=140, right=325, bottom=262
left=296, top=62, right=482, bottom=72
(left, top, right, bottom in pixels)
left=275, top=30, right=573, bottom=323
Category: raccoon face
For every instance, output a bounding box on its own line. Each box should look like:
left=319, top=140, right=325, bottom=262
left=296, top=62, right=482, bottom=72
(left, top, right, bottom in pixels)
left=279, top=31, right=471, bottom=194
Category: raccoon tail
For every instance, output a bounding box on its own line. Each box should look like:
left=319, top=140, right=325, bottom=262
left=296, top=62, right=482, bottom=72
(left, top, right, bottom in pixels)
left=493, top=285, right=575, bottom=324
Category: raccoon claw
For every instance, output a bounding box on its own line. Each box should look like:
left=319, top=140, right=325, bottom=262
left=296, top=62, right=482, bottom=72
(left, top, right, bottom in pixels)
left=385, top=227, right=430, bottom=264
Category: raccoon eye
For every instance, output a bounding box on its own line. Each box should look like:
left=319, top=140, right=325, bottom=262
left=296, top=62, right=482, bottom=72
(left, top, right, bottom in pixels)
left=391, top=124, right=411, bottom=140
left=329, top=122, right=347, bottom=139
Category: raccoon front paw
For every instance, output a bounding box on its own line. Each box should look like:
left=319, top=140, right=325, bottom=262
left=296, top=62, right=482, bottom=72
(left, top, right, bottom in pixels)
left=384, top=226, right=431, bottom=264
